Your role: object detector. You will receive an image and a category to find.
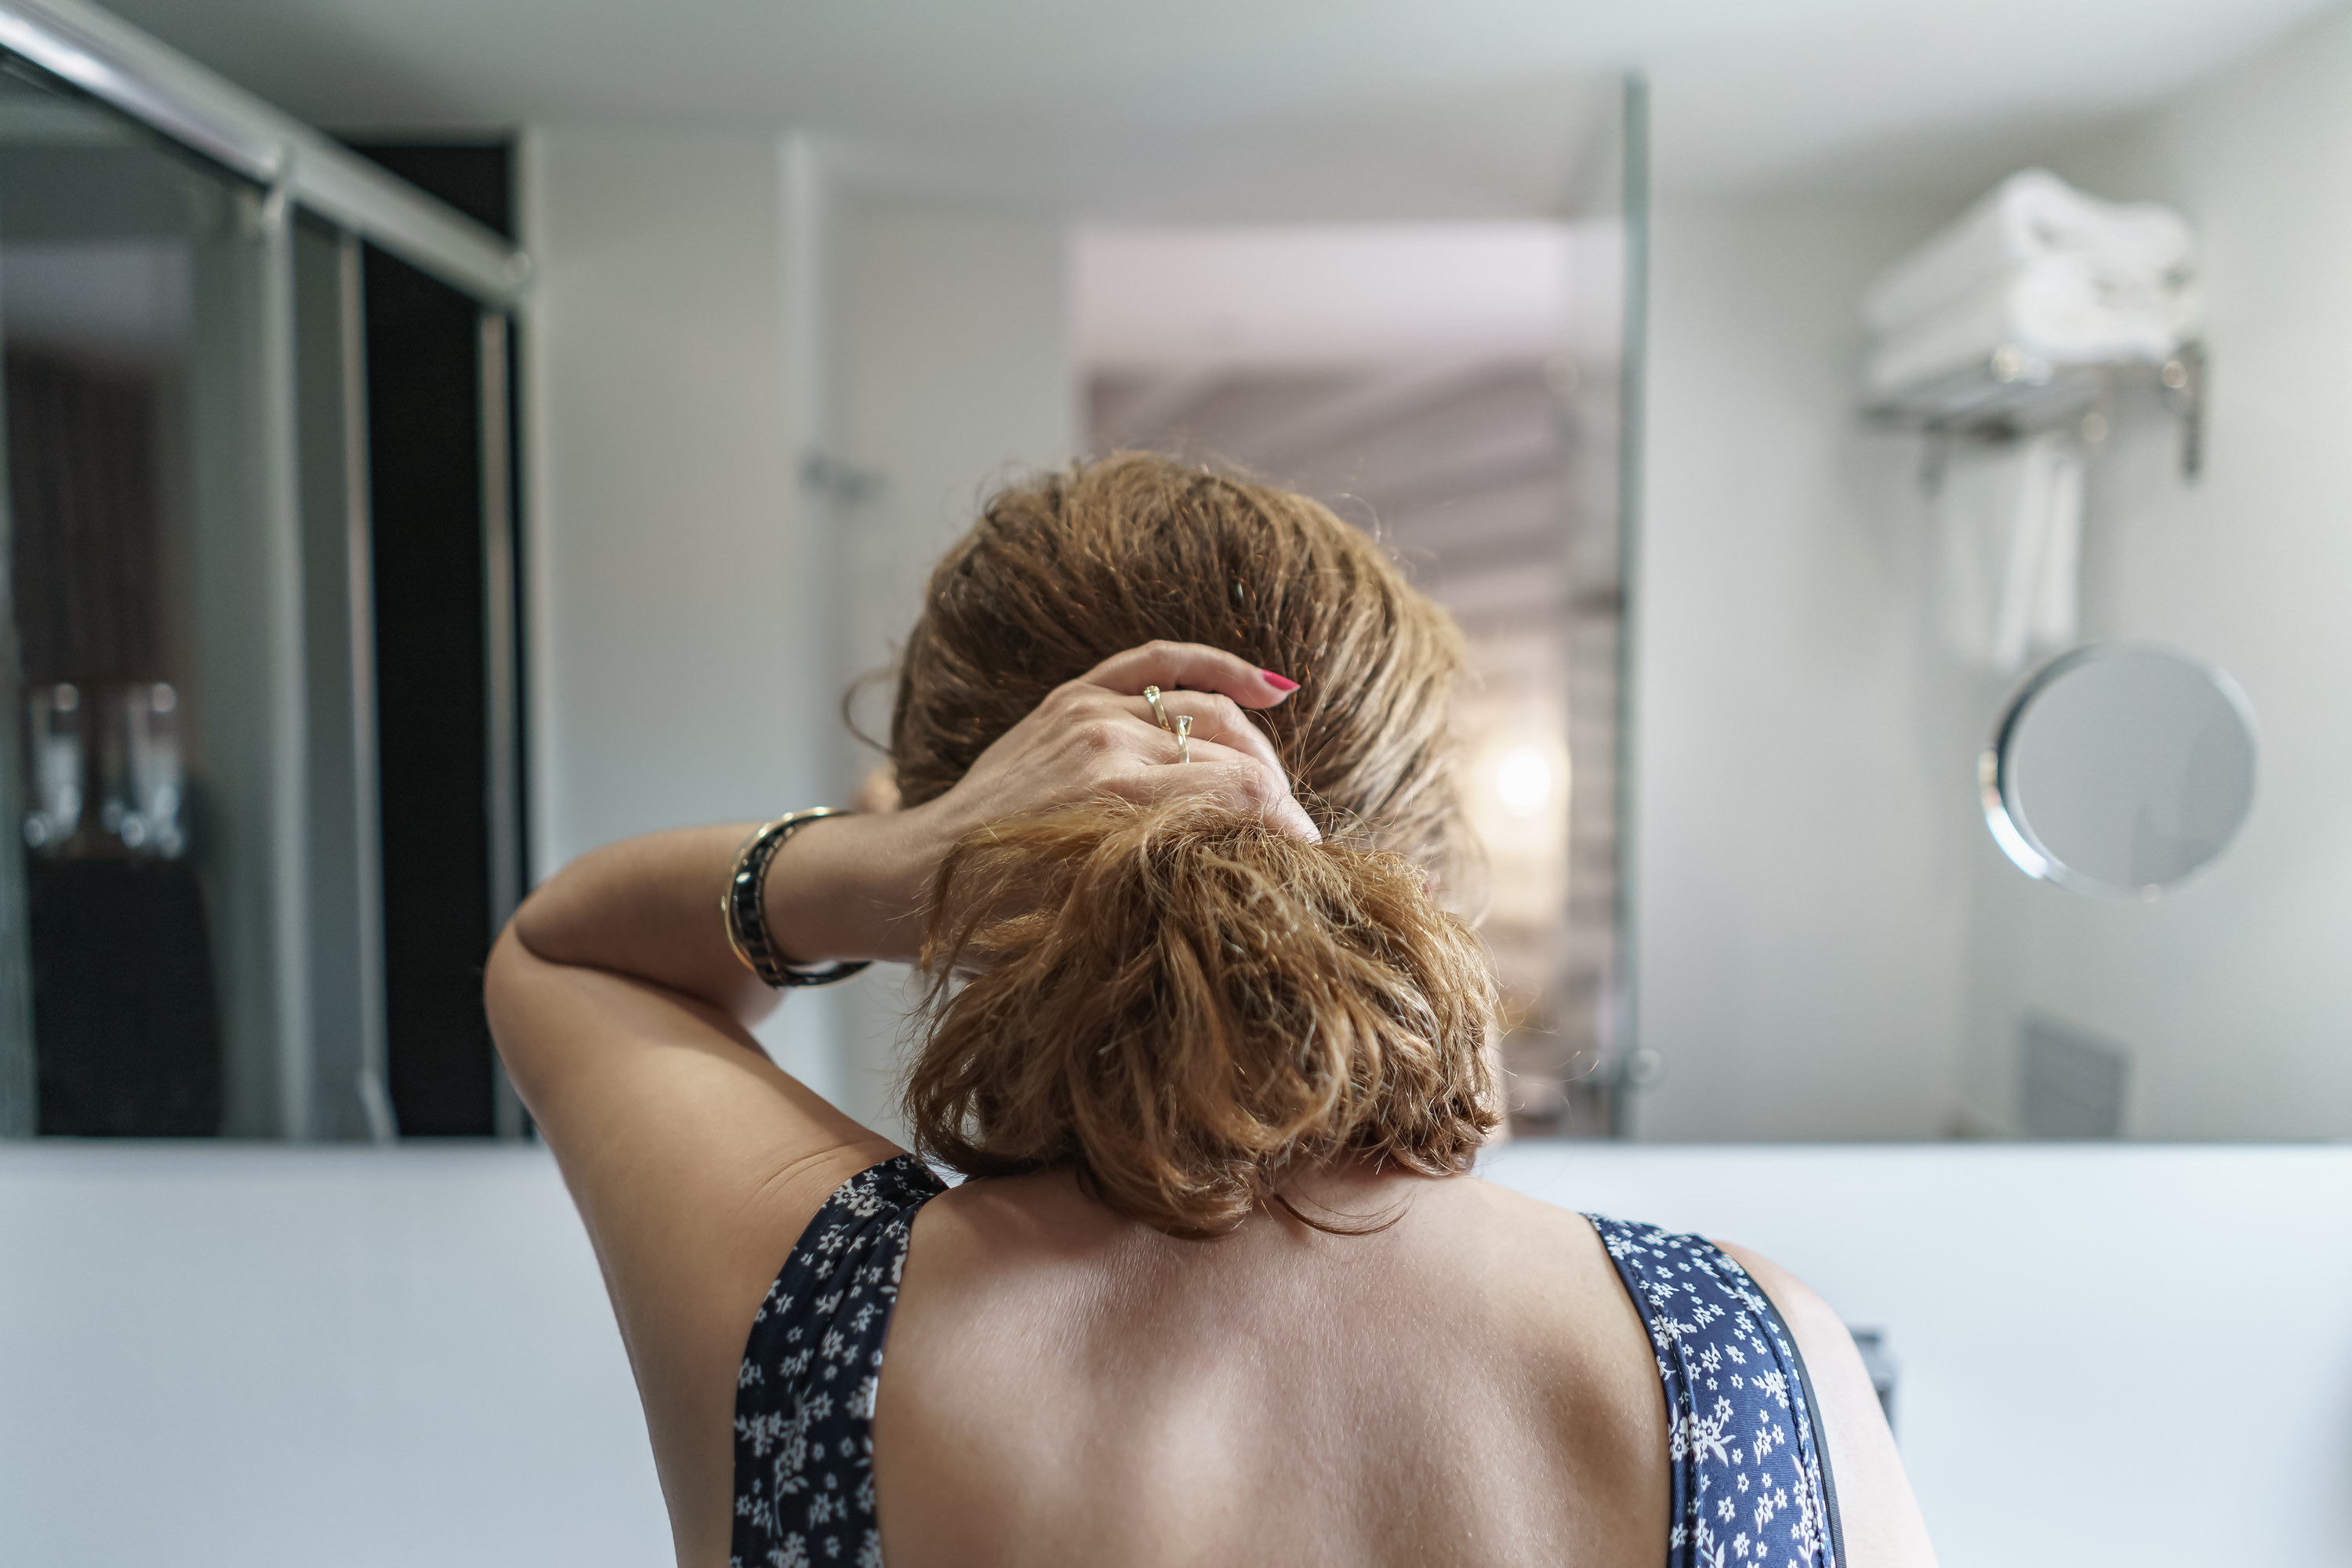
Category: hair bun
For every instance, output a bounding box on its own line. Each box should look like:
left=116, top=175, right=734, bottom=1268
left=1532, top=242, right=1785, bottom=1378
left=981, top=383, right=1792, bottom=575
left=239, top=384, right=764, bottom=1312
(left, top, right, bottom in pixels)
left=906, top=799, right=1500, bottom=1236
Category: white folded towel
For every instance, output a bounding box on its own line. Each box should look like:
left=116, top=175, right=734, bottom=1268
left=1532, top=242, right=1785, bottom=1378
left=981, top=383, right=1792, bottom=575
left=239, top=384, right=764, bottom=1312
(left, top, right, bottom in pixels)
left=1865, top=168, right=2194, bottom=333
left=1867, top=260, right=2201, bottom=394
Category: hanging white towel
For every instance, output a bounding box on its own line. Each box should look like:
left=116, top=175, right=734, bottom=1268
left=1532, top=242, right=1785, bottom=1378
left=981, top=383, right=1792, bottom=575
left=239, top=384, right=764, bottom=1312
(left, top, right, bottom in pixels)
left=1940, top=433, right=2085, bottom=674
left=2030, top=443, right=2084, bottom=655
left=1864, top=169, right=2195, bottom=332
left=1938, top=443, right=2023, bottom=669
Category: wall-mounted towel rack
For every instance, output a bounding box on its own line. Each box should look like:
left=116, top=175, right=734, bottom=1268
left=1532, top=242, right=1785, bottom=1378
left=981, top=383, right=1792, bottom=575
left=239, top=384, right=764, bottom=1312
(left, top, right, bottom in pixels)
left=1864, top=341, right=2204, bottom=489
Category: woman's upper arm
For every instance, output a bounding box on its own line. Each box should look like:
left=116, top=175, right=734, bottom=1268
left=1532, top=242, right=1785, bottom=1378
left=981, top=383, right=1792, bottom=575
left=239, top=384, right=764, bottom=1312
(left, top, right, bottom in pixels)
left=485, top=925, right=899, bottom=1557
left=1715, top=1241, right=1941, bottom=1568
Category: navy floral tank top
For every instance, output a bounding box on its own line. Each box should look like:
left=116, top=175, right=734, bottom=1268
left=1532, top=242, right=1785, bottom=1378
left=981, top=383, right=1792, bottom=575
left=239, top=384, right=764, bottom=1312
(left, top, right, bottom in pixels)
left=731, top=1156, right=945, bottom=1568
left=731, top=1157, right=1842, bottom=1568
left=1585, top=1215, right=1845, bottom=1568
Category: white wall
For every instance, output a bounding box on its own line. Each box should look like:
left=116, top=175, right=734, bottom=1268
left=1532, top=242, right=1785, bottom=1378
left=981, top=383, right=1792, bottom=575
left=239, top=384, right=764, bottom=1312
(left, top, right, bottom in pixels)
left=9, top=1142, right=2347, bottom=1567
left=825, top=191, right=1077, bottom=1134
left=524, top=128, right=831, bottom=863
left=518, top=138, right=1076, bottom=1136
left=520, top=127, right=844, bottom=1096
left=1632, top=195, right=1974, bottom=1139
left=1946, top=5, right=2352, bottom=1138
left=828, top=192, right=1076, bottom=728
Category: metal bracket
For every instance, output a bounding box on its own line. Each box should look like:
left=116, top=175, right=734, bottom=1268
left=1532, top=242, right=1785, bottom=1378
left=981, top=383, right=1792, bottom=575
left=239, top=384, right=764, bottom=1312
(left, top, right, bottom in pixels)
left=2161, top=341, right=2205, bottom=484
left=1865, top=341, right=2207, bottom=492
left=800, top=452, right=886, bottom=507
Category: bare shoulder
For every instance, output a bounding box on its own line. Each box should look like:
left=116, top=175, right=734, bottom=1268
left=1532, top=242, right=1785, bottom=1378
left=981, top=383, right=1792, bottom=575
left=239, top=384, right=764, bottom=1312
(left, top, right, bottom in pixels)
left=1713, top=1242, right=1941, bottom=1568
left=1454, top=1172, right=1621, bottom=1264
left=1426, top=1178, right=1671, bottom=1469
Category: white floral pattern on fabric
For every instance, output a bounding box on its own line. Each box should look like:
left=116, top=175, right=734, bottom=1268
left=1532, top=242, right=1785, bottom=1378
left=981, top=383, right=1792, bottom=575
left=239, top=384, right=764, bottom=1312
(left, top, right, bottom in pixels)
left=731, top=1155, right=944, bottom=1568
left=1586, top=1214, right=1842, bottom=1568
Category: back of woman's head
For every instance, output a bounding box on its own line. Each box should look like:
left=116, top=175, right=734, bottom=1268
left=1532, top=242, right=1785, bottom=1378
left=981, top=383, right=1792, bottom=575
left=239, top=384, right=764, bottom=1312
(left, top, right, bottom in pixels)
left=894, top=452, right=1500, bottom=1234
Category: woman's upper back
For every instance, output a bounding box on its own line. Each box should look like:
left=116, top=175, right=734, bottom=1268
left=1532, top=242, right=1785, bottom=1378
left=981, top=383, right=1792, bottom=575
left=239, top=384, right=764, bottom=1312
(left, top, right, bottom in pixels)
left=805, top=1163, right=1671, bottom=1567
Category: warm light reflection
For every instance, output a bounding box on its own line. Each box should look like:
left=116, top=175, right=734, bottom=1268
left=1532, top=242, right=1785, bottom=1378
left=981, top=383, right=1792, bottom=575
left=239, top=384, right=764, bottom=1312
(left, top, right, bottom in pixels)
left=1493, top=744, right=1555, bottom=818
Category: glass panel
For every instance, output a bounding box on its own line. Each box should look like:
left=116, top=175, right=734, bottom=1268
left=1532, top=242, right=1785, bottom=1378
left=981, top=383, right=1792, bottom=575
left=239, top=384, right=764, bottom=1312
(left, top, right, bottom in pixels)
left=1552, top=76, right=1640, bottom=1137
left=292, top=215, right=392, bottom=1142
left=0, top=60, right=283, bottom=1135
left=0, top=73, right=525, bottom=1143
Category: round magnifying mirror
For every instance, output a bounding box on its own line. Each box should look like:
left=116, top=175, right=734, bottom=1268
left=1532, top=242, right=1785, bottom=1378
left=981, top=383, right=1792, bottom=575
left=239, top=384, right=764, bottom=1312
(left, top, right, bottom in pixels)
left=1981, top=644, right=2257, bottom=900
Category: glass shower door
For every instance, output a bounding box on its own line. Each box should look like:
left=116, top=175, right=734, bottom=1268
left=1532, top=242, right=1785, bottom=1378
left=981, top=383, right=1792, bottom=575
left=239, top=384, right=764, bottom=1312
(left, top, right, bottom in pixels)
left=0, top=5, right=531, bottom=1146
left=0, top=59, right=332, bottom=1137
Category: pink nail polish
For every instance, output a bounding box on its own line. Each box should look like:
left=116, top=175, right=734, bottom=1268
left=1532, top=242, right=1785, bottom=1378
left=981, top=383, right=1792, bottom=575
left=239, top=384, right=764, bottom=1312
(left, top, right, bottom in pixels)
left=1260, top=670, right=1299, bottom=693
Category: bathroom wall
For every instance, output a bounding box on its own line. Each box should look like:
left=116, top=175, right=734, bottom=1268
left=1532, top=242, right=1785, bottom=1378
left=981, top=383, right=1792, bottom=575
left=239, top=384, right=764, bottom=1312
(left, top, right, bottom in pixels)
left=519, top=140, right=1073, bottom=1119
left=1631, top=194, right=1973, bottom=1139
left=824, top=189, right=1078, bottom=1134
left=519, top=126, right=843, bottom=1096
left=1949, top=4, right=2352, bottom=1138
left=1634, top=2, right=2352, bottom=1143
left=523, top=129, right=826, bottom=867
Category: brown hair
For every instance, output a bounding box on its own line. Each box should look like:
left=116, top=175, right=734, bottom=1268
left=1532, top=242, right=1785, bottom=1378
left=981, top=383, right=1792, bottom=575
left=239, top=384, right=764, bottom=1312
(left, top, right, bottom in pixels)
left=895, top=452, right=1500, bottom=1235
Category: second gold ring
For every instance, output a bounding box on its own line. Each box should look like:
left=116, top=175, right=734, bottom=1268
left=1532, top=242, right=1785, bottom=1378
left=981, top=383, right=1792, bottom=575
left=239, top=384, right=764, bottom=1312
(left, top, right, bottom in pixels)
left=1174, top=714, right=1192, bottom=764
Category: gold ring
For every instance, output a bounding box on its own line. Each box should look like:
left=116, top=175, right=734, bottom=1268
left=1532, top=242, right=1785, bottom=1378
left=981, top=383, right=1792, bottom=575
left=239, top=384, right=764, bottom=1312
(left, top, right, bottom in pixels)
left=1143, top=685, right=1174, bottom=731
left=1174, top=714, right=1192, bottom=764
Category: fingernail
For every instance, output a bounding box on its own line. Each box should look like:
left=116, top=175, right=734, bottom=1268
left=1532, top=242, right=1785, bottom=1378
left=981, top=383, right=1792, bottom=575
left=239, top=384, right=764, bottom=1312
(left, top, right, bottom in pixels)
left=1260, top=670, right=1299, bottom=693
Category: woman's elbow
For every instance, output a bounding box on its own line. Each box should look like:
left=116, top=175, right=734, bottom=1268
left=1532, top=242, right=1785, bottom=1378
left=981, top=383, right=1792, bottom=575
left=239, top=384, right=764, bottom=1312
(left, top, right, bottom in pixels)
left=482, top=923, right=546, bottom=1097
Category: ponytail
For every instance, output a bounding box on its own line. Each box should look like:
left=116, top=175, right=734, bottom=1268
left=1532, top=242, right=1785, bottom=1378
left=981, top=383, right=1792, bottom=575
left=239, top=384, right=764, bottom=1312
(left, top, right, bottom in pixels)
left=904, top=799, right=1500, bottom=1236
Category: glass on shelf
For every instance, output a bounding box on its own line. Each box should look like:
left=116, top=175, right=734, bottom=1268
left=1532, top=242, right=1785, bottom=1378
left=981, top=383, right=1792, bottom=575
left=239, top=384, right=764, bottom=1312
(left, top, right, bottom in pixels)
left=20, top=681, right=184, bottom=860
left=97, top=682, right=185, bottom=858
left=21, top=682, right=82, bottom=851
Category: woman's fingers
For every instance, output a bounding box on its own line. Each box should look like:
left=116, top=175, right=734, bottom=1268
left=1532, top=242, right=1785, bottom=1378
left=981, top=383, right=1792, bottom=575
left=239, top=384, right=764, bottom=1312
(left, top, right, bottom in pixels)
left=937, top=644, right=1319, bottom=845
left=1062, top=689, right=1298, bottom=826
left=1138, top=690, right=1286, bottom=777
left=1105, top=733, right=1319, bottom=844
left=1080, top=641, right=1301, bottom=709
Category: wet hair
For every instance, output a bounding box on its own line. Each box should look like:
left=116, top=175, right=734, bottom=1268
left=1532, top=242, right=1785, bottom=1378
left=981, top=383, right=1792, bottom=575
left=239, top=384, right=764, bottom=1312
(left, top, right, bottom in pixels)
left=894, top=452, right=1500, bottom=1236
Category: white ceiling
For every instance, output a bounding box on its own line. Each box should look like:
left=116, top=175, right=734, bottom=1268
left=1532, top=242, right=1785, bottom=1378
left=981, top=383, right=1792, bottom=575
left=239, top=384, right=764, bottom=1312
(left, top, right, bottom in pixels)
left=91, top=0, right=2341, bottom=215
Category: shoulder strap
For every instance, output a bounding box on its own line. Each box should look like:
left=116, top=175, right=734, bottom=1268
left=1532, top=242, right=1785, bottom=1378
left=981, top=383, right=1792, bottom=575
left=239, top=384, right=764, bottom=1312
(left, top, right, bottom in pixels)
left=734, top=1154, right=946, bottom=1568
left=1585, top=1214, right=1842, bottom=1568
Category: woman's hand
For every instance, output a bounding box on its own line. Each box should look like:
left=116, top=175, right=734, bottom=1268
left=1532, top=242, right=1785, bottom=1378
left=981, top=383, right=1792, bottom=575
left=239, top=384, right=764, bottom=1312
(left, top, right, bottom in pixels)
left=764, top=643, right=1309, bottom=967
left=916, top=641, right=1315, bottom=846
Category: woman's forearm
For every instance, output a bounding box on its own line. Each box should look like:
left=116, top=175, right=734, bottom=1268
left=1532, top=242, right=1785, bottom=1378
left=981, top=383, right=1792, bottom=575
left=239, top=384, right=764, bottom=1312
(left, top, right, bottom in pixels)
left=508, top=824, right=773, bottom=1021
left=503, top=643, right=1308, bottom=1027
left=505, top=812, right=938, bottom=1025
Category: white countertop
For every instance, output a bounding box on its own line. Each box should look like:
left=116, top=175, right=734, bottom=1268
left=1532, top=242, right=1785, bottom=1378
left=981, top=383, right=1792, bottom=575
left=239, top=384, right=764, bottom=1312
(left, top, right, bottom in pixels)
left=5, top=1139, right=2348, bottom=1566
